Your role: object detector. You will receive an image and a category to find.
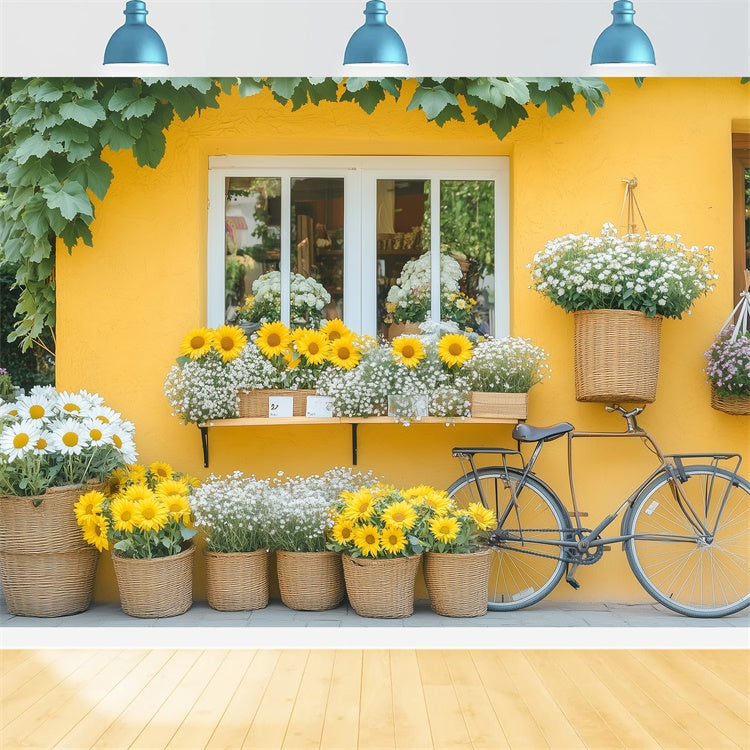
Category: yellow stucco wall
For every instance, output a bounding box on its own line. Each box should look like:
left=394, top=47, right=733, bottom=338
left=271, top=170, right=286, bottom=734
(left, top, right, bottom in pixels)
left=56, top=78, right=750, bottom=604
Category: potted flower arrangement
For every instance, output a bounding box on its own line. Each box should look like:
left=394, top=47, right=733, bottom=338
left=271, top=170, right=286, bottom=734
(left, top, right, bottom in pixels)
left=457, top=336, right=550, bottom=419
left=0, top=387, right=136, bottom=617
left=530, top=223, right=716, bottom=403
left=326, top=483, right=436, bottom=618
left=422, top=499, right=497, bottom=617
left=705, top=330, right=750, bottom=416
left=191, top=471, right=274, bottom=611
left=268, top=467, right=376, bottom=611
left=76, top=462, right=197, bottom=618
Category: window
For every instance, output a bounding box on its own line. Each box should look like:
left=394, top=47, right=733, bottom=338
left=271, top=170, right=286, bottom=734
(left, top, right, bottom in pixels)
left=208, top=157, right=509, bottom=337
left=732, top=133, right=750, bottom=301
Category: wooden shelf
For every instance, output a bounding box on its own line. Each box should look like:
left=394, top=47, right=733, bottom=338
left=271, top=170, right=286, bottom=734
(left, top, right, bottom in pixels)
left=197, top=416, right=521, bottom=467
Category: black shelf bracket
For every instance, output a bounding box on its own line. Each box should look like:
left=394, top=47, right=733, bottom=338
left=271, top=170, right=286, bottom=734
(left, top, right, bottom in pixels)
left=199, top=425, right=209, bottom=468
left=352, top=422, right=358, bottom=466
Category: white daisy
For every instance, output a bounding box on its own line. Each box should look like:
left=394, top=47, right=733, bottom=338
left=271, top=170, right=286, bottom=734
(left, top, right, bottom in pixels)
left=83, top=419, right=114, bottom=447
left=14, top=394, right=54, bottom=422
left=109, top=428, right=138, bottom=463
left=31, top=429, right=53, bottom=455
left=0, top=421, right=39, bottom=461
left=56, top=391, right=88, bottom=416
left=88, top=405, right=122, bottom=426
left=49, top=420, right=89, bottom=455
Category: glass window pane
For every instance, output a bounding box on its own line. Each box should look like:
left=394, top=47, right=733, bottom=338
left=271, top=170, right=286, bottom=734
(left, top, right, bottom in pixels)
left=377, top=179, right=431, bottom=337
left=440, top=180, right=495, bottom=335
left=225, top=177, right=281, bottom=324
left=290, top=177, right=344, bottom=327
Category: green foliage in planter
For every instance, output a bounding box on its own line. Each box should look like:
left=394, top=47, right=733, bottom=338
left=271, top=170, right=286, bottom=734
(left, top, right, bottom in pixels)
left=0, top=76, right=610, bottom=352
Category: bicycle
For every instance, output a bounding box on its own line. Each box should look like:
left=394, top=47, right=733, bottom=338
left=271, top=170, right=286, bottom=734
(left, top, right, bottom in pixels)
left=447, top=405, right=750, bottom=617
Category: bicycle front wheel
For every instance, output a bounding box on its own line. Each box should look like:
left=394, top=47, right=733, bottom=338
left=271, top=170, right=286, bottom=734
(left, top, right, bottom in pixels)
left=624, top=465, right=750, bottom=617
left=447, top=467, right=571, bottom=611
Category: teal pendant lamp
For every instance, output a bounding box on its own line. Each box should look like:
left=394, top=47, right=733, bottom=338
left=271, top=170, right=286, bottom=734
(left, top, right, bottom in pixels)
left=591, top=1, right=655, bottom=65
left=104, top=0, right=168, bottom=65
left=344, top=0, right=408, bottom=65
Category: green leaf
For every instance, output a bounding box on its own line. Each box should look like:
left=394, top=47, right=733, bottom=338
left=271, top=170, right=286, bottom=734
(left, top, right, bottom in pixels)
left=340, top=82, right=386, bottom=114
left=99, top=116, right=139, bottom=151
left=131, top=120, right=166, bottom=168
left=21, top=194, right=52, bottom=240
left=42, top=181, right=93, bottom=221
left=121, top=96, right=157, bottom=120
left=26, top=79, right=64, bottom=103
left=58, top=99, right=106, bottom=127
left=267, top=77, right=303, bottom=103
left=64, top=158, right=114, bottom=202
left=108, top=85, right=143, bottom=113
left=11, top=133, right=64, bottom=164
left=406, top=86, right=460, bottom=120
left=238, top=78, right=264, bottom=98
left=6, top=159, right=57, bottom=189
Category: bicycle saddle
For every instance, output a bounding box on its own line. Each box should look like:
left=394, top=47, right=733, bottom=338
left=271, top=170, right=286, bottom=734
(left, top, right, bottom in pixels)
left=512, top=422, right=574, bottom=443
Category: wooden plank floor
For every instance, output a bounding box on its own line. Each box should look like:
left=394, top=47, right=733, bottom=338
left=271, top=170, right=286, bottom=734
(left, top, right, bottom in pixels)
left=1, top=650, right=747, bottom=749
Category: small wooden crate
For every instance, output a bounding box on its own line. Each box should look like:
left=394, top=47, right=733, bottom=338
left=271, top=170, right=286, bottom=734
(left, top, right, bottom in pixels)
left=469, top=391, right=528, bottom=419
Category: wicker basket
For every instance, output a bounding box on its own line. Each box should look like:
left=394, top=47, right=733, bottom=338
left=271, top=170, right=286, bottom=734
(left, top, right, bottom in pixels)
left=276, top=550, right=344, bottom=611
left=423, top=548, right=492, bottom=617
left=238, top=389, right=316, bottom=418
left=205, top=549, right=269, bottom=611
left=112, top=543, right=194, bottom=618
left=0, top=484, right=101, bottom=617
left=573, top=309, right=662, bottom=403
left=711, top=389, right=750, bottom=416
left=469, top=392, right=528, bottom=419
left=387, top=322, right=422, bottom=339
left=342, top=554, right=421, bottom=618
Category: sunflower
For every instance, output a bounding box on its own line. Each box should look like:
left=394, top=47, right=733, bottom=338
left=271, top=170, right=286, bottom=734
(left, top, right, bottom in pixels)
left=296, top=330, right=330, bottom=365
left=331, top=519, right=356, bottom=546
left=438, top=333, right=473, bottom=368
left=329, top=336, right=361, bottom=370
left=180, top=327, right=215, bottom=360
left=467, top=502, right=497, bottom=530
left=109, top=497, right=138, bottom=533
left=156, top=478, right=188, bottom=498
left=283, top=350, right=301, bottom=371
left=402, top=484, right=436, bottom=503
left=391, top=337, right=425, bottom=368
left=126, top=464, right=147, bottom=484
left=420, top=489, right=453, bottom=516
left=353, top=524, right=381, bottom=557
left=380, top=525, right=407, bottom=555
left=161, top=494, right=191, bottom=524
left=321, top=318, right=351, bottom=342
left=149, top=461, right=174, bottom=482
left=256, top=321, right=291, bottom=358
left=74, top=490, right=106, bottom=526
left=122, top=482, right=156, bottom=505
left=104, top=467, right=129, bottom=497
left=380, top=501, right=417, bottom=530
left=212, top=324, right=247, bottom=362
left=430, top=515, right=461, bottom=544
left=133, top=496, right=169, bottom=532
left=342, top=489, right=375, bottom=522
left=82, top=515, right=110, bottom=552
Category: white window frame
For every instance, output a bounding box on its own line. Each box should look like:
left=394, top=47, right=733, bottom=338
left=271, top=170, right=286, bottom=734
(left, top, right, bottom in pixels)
left=208, top=156, right=510, bottom=337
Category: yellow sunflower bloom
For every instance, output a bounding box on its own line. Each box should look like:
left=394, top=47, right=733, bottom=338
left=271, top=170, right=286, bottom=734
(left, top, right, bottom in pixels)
left=430, top=515, right=461, bottom=544
left=126, top=464, right=147, bottom=483
left=213, top=324, right=247, bottom=362
left=122, top=482, right=156, bottom=504
left=180, top=327, right=215, bottom=360
left=353, top=524, right=381, bottom=557
left=391, top=336, right=425, bottom=368
left=133, top=496, right=169, bottom=532
left=380, top=525, right=407, bottom=555
left=321, top=318, right=351, bottom=342
left=256, top=321, right=291, bottom=358
left=149, top=461, right=174, bottom=482
left=74, top=491, right=105, bottom=527
left=331, top=519, right=356, bottom=545
left=421, top=490, right=453, bottom=516
left=402, top=484, right=436, bottom=503
left=343, top=490, right=376, bottom=523
left=438, top=334, right=473, bottom=368
left=467, top=502, right=497, bottom=530
left=297, top=329, right=330, bottom=365
left=160, top=493, right=191, bottom=524
left=110, top=497, right=138, bottom=533
left=329, top=336, right=361, bottom=370
left=283, top=350, right=301, bottom=371
left=156, top=479, right=188, bottom=498
left=82, top=515, right=109, bottom=552
left=381, top=501, right=418, bottom=530
left=104, top=467, right=129, bottom=497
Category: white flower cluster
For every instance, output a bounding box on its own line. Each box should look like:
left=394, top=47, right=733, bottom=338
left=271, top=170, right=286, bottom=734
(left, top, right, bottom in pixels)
left=458, top=337, right=550, bottom=394
left=386, top=251, right=462, bottom=308
left=0, top=387, right=136, bottom=496
left=229, top=340, right=282, bottom=391
left=530, top=223, right=716, bottom=319
left=252, top=271, right=331, bottom=324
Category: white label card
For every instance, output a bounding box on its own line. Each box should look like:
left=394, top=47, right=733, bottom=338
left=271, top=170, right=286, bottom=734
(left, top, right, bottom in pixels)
left=305, top=396, right=335, bottom=418
left=268, top=396, right=294, bottom=418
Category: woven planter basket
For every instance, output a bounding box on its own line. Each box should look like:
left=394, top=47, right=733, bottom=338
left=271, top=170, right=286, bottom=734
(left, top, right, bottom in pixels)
left=0, top=483, right=101, bottom=617
left=276, top=550, right=344, bottom=611
left=112, top=543, right=194, bottom=618
left=205, top=549, right=269, bottom=611
left=573, top=309, right=662, bottom=403
left=238, top=389, right=316, bottom=418
left=423, top=548, right=492, bottom=618
left=711, top=389, right=750, bottom=416
left=387, top=322, right=422, bottom=340
left=469, top=392, right=528, bottom=419
left=342, top=554, right=421, bottom=618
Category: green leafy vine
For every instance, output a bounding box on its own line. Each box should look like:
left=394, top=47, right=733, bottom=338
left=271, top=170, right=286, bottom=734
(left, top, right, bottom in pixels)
left=0, top=76, right=609, bottom=351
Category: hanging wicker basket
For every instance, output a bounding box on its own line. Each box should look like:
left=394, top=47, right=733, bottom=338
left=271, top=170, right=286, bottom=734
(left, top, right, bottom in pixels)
left=276, top=550, right=344, bottom=611
left=342, top=554, right=421, bottom=618
left=0, top=483, right=101, bottom=617
left=711, top=389, right=750, bottom=416
left=112, top=543, right=194, bottom=618
left=205, top=549, right=269, bottom=611
left=574, top=309, right=662, bottom=403
left=238, top=389, right=316, bottom=418
left=423, top=548, right=492, bottom=618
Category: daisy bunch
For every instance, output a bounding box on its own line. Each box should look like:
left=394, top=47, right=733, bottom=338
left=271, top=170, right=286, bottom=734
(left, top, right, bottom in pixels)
left=0, top=388, right=136, bottom=498
left=75, top=462, right=197, bottom=558
left=704, top=325, right=750, bottom=398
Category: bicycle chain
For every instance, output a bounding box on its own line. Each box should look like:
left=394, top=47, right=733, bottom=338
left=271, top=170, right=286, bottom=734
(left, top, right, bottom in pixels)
left=489, top=528, right=602, bottom=565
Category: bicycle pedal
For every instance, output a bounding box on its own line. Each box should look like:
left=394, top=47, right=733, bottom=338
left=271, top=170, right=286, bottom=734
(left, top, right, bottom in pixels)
left=565, top=574, right=581, bottom=590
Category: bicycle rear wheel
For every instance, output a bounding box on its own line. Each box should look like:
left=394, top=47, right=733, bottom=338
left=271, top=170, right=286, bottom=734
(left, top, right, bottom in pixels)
left=623, top=465, right=750, bottom=617
left=447, top=467, right=571, bottom=611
